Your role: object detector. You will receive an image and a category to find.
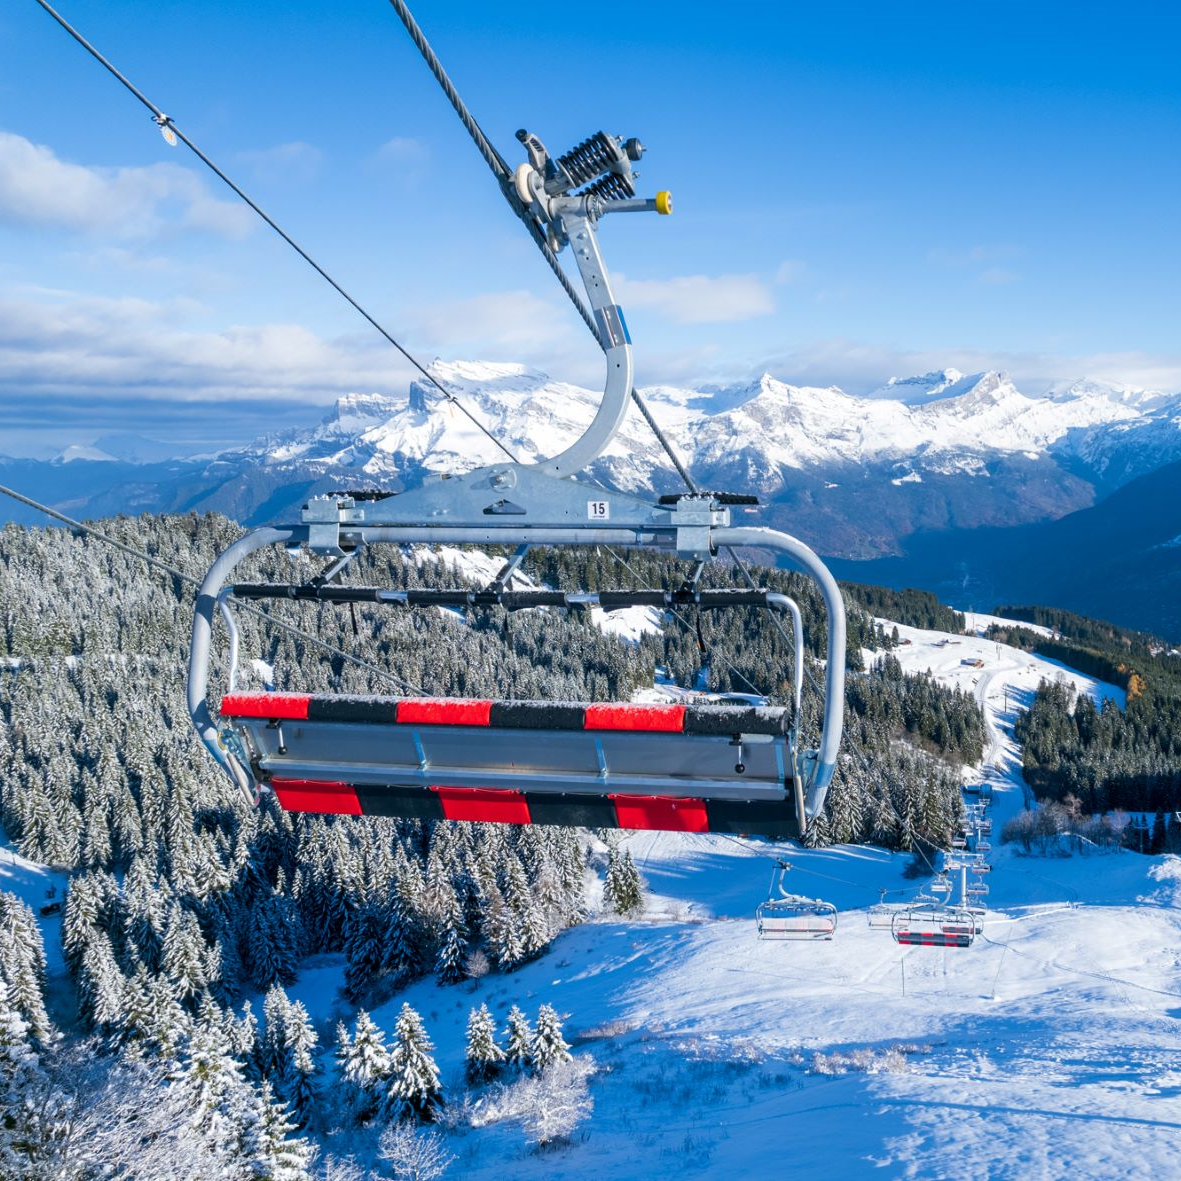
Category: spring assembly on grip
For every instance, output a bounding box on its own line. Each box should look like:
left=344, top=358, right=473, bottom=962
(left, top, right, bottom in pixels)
left=578, top=170, right=635, bottom=202
left=557, top=132, right=621, bottom=186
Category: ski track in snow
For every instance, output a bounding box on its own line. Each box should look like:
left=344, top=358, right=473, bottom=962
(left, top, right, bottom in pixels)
left=7, top=612, right=1181, bottom=1178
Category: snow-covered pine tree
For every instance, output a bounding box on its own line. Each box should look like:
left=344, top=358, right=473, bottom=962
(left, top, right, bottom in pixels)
left=381, top=889, right=423, bottom=991
left=344, top=905, right=385, bottom=1004
left=79, top=929, right=126, bottom=1035
left=122, top=856, right=167, bottom=973
left=181, top=1013, right=253, bottom=1167
left=282, top=1000, right=319, bottom=1129
left=504, top=1005, right=533, bottom=1073
left=464, top=1002, right=505, bottom=1085
left=0, top=978, right=53, bottom=1176
left=338, top=1010, right=391, bottom=1124
left=161, top=901, right=210, bottom=1003
left=485, top=882, right=524, bottom=972
left=233, top=1000, right=261, bottom=1077
left=504, top=851, right=549, bottom=961
left=240, top=1078, right=315, bottom=1181
left=530, top=1003, right=572, bottom=1071
left=0, top=890, right=53, bottom=1044
left=433, top=883, right=468, bottom=986
left=380, top=1002, right=443, bottom=1124
left=604, top=845, right=643, bottom=916
left=249, top=889, right=299, bottom=990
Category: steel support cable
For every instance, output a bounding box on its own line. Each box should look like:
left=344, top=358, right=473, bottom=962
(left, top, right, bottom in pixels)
left=31, top=0, right=517, bottom=466
left=384, top=0, right=602, bottom=347
left=598, top=544, right=768, bottom=701
left=715, top=831, right=907, bottom=899
left=383, top=0, right=709, bottom=497
left=0, top=482, right=421, bottom=694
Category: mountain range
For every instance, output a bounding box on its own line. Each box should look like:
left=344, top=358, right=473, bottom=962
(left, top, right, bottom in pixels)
left=4, top=361, right=1180, bottom=636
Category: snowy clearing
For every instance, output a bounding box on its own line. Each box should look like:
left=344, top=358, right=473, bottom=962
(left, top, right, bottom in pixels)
left=9, top=611, right=1178, bottom=1178
left=284, top=616, right=1175, bottom=1178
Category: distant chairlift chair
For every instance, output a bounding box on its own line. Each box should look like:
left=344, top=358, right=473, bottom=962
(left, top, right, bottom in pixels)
left=890, top=881, right=975, bottom=949
left=755, top=862, right=837, bottom=941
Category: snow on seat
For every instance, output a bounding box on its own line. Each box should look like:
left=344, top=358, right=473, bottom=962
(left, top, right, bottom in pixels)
left=219, top=692, right=800, bottom=837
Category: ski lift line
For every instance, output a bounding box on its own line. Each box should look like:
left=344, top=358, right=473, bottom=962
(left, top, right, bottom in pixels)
left=385, top=0, right=605, bottom=346
left=598, top=544, right=779, bottom=706
left=978, top=932, right=1181, bottom=1001
left=30, top=0, right=518, bottom=468
left=385, top=0, right=706, bottom=498
left=0, top=481, right=420, bottom=696
left=714, top=832, right=885, bottom=893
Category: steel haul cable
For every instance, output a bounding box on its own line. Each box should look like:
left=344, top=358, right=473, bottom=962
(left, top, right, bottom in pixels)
left=30, top=0, right=517, bottom=467
left=383, top=0, right=707, bottom=496
left=0, top=482, right=423, bottom=695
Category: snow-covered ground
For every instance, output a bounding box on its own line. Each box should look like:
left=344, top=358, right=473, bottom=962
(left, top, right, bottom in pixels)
left=323, top=617, right=1175, bottom=1178
left=9, top=615, right=1180, bottom=1177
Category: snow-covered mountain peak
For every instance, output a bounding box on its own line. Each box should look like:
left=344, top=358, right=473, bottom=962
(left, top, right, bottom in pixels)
left=869, top=367, right=977, bottom=404
left=55, top=443, right=118, bottom=464
left=1046, top=376, right=1172, bottom=411
left=323, top=391, right=406, bottom=431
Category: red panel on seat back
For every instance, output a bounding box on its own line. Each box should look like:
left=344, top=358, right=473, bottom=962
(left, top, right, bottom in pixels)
left=585, top=704, right=685, bottom=733
left=397, top=698, right=492, bottom=726
left=610, top=794, right=709, bottom=832
left=432, top=787, right=531, bottom=824
left=221, top=693, right=311, bottom=720
left=271, top=777, right=362, bottom=816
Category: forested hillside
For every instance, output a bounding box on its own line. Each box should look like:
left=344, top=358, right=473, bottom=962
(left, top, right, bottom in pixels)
left=984, top=609, right=1181, bottom=814
left=0, top=513, right=982, bottom=1175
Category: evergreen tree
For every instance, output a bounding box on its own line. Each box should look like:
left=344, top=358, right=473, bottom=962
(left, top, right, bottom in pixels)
left=338, top=1010, right=390, bottom=1124
left=241, top=1079, right=315, bottom=1181
left=531, top=1003, right=572, bottom=1071
left=344, top=905, right=385, bottom=1004
left=433, top=886, right=468, bottom=986
left=464, top=1003, right=505, bottom=1085
left=504, top=1005, right=533, bottom=1073
left=380, top=1003, right=443, bottom=1124
left=282, top=1001, right=319, bottom=1129
left=604, top=845, right=643, bottom=916
left=0, top=891, right=52, bottom=1044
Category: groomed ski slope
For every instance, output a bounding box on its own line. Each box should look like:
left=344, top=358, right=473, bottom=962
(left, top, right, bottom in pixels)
left=6, top=615, right=1179, bottom=1177
left=292, top=616, right=1179, bottom=1180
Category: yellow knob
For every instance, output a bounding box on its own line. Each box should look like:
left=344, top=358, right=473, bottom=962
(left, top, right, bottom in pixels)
left=655, top=190, right=673, bottom=215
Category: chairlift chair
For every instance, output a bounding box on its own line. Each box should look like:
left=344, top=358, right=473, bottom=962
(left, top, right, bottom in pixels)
left=866, top=888, right=900, bottom=929
left=890, top=889, right=976, bottom=949
left=755, top=862, right=837, bottom=941
left=189, top=121, right=847, bottom=844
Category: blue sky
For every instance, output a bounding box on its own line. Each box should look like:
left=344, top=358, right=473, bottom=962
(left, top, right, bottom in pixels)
left=1, top=0, right=1178, bottom=455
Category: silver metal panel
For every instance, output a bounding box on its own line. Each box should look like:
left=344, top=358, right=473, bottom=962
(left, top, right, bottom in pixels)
left=237, top=719, right=788, bottom=802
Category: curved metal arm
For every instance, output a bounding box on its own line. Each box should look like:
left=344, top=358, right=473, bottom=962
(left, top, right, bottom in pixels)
left=713, top=526, right=846, bottom=806
left=765, top=593, right=804, bottom=751
left=538, top=207, right=633, bottom=478
left=188, top=527, right=295, bottom=798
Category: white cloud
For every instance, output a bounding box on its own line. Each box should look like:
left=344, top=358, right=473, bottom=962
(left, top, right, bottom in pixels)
left=977, top=266, right=1020, bottom=286
left=375, top=136, right=427, bottom=163
left=774, top=259, right=807, bottom=285
left=753, top=338, right=1181, bottom=397
left=237, top=141, right=323, bottom=184
left=0, top=289, right=413, bottom=404
left=409, top=289, right=579, bottom=356
left=614, top=272, right=774, bottom=324
left=368, top=136, right=430, bottom=185
left=0, top=130, right=253, bottom=239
